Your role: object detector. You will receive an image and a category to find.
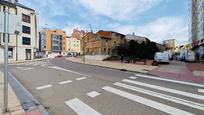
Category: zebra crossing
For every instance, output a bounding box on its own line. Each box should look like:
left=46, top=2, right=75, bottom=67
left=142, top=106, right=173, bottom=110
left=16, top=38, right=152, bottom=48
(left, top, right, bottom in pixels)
left=65, top=74, right=204, bottom=115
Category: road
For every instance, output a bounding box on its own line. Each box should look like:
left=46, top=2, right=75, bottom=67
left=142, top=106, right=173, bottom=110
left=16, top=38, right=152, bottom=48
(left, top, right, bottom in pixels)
left=6, top=58, right=204, bottom=115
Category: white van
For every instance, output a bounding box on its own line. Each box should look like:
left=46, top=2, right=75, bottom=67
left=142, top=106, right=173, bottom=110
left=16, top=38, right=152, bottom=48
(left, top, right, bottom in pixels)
left=185, top=50, right=196, bottom=62
left=154, top=52, right=170, bottom=64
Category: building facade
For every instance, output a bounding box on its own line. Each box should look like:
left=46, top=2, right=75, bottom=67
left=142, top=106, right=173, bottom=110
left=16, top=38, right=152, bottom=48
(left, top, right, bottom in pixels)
left=0, top=0, right=38, bottom=63
left=163, top=39, right=176, bottom=50
left=39, top=29, right=68, bottom=58
left=83, top=30, right=126, bottom=56
left=126, top=33, right=150, bottom=44
left=67, top=36, right=81, bottom=54
left=191, top=0, right=204, bottom=57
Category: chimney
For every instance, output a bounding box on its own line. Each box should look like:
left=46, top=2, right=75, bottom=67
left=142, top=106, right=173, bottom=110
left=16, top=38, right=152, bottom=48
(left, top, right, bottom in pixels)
left=133, top=32, right=135, bottom=36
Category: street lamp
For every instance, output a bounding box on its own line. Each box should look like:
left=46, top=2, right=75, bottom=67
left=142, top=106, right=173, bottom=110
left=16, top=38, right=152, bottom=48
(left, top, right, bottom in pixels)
left=80, top=31, right=88, bottom=63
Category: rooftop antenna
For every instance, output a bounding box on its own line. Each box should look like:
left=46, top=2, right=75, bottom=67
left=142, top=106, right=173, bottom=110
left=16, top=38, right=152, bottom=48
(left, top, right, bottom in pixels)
left=89, top=24, right=93, bottom=33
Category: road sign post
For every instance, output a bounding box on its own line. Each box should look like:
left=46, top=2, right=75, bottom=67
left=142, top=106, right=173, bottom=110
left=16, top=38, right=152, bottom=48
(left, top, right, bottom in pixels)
left=0, top=3, right=21, bottom=112
left=3, top=5, right=9, bottom=112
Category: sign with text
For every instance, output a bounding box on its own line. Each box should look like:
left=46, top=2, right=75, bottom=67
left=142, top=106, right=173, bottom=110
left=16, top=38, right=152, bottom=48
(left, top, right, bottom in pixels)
left=0, top=12, right=4, bottom=33
left=0, top=12, right=21, bottom=34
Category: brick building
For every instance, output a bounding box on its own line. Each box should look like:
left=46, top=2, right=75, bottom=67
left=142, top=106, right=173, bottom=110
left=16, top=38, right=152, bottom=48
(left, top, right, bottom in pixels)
left=83, top=30, right=126, bottom=55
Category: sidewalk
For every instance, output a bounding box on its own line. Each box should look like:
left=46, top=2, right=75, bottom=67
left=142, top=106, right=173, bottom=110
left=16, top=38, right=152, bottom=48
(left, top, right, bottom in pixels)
left=149, top=61, right=204, bottom=84
left=66, top=57, right=157, bottom=73
left=0, top=71, right=24, bottom=115
left=67, top=57, right=204, bottom=84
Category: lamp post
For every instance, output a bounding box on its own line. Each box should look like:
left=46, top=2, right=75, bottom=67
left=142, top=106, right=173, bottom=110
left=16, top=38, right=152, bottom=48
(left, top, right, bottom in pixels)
left=80, top=31, right=88, bottom=63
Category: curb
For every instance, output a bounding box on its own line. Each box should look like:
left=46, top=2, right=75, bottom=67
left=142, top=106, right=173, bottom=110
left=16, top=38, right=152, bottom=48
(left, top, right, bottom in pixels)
left=8, top=72, right=49, bottom=115
left=66, top=59, right=155, bottom=76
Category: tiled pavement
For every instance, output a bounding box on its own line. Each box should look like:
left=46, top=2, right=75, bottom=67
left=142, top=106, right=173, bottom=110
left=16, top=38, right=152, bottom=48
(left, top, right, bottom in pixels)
left=149, top=61, right=204, bottom=84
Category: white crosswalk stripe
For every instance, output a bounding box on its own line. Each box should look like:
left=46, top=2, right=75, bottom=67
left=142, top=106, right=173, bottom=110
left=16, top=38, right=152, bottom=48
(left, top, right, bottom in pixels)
left=102, top=86, right=195, bottom=115
left=65, top=98, right=101, bottom=115
left=135, top=73, right=204, bottom=88
left=122, top=79, right=204, bottom=101
left=114, top=82, right=204, bottom=111
left=198, top=89, right=204, bottom=93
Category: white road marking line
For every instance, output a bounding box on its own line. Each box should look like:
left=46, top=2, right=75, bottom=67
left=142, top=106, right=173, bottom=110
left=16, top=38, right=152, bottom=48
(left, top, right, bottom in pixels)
left=41, top=64, right=47, bottom=67
left=36, top=85, right=52, bottom=90
left=135, top=73, right=204, bottom=88
left=122, top=79, right=204, bottom=101
left=76, top=77, right=87, bottom=81
left=22, top=68, right=33, bottom=70
left=16, top=67, right=33, bottom=70
left=58, top=80, right=72, bottom=85
left=198, top=89, right=204, bottom=93
left=86, top=91, right=101, bottom=98
left=65, top=98, right=101, bottom=115
left=114, top=82, right=204, bottom=111
left=102, top=86, right=194, bottom=115
left=128, top=76, right=137, bottom=80
left=49, top=66, right=92, bottom=77
left=25, top=62, right=35, bottom=65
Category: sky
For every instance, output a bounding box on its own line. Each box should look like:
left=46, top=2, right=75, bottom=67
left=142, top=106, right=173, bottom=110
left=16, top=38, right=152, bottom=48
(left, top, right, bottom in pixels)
left=19, top=0, right=189, bottom=44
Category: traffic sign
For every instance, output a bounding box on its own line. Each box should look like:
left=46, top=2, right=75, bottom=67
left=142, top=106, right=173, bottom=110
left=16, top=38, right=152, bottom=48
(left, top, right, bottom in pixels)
left=0, top=12, right=21, bottom=34
left=0, top=12, right=4, bottom=33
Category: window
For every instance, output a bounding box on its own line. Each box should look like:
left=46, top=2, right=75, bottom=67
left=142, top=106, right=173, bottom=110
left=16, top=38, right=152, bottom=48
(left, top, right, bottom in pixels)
left=22, top=37, right=31, bottom=45
left=8, top=48, right=13, bottom=59
left=3, top=34, right=10, bottom=43
left=104, top=48, right=106, bottom=52
left=22, top=25, right=30, bottom=34
left=22, top=14, right=30, bottom=23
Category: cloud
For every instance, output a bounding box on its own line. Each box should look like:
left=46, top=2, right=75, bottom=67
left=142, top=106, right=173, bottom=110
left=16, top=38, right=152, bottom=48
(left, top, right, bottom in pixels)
left=113, top=16, right=188, bottom=44
left=63, top=23, right=85, bottom=36
left=78, top=0, right=161, bottom=20
left=135, top=16, right=188, bottom=43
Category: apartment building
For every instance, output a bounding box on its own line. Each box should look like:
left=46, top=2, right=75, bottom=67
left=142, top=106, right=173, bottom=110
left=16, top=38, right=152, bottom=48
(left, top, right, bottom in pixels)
left=191, top=0, right=204, bottom=57
left=0, top=0, right=38, bottom=63
left=163, top=39, right=176, bottom=50
left=83, top=30, right=126, bottom=56
left=67, top=36, right=81, bottom=54
left=126, top=33, right=150, bottom=44
left=39, top=29, right=68, bottom=58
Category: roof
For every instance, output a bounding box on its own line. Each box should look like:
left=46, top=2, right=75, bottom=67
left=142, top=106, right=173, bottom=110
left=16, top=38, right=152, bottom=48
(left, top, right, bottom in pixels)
left=15, top=2, right=35, bottom=11
left=97, top=30, right=125, bottom=37
left=0, top=0, right=35, bottom=11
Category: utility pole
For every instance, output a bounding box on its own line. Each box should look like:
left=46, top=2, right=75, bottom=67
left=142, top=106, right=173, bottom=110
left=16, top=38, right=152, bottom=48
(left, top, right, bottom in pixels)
left=3, top=4, right=9, bottom=112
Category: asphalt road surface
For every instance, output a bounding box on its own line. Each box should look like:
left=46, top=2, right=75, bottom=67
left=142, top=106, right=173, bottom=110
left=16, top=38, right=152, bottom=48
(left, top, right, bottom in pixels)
left=6, top=58, right=204, bottom=115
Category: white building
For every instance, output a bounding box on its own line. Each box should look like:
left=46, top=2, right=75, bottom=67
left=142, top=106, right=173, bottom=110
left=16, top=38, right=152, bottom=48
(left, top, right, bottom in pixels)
left=0, top=0, right=38, bottom=63
left=126, top=33, right=150, bottom=44
left=67, top=36, right=81, bottom=54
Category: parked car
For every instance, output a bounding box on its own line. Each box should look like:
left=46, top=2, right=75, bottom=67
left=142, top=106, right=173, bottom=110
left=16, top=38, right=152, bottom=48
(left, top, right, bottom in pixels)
left=54, top=54, right=63, bottom=58
left=154, top=52, right=169, bottom=64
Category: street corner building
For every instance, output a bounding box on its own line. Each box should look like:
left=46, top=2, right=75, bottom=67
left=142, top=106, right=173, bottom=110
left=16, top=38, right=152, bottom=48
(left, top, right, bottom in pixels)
left=0, top=0, right=38, bottom=63
left=191, top=0, right=204, bottom=58
left=39, top=29, right=68, bottom=58
left=82, top=30, right=126, bottom=60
